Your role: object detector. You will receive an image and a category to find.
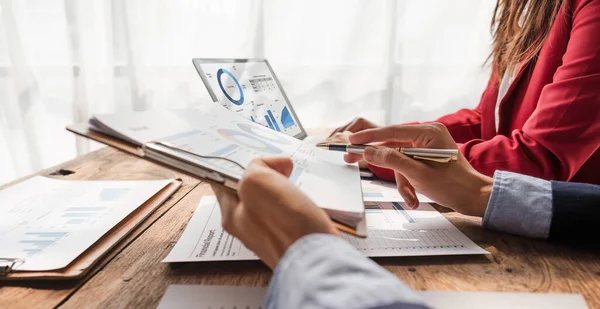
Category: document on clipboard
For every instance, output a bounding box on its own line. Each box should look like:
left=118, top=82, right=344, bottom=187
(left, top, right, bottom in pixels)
left=0, top=176, right=181, bottom=280
left=67, top=104, right=366, bottom=236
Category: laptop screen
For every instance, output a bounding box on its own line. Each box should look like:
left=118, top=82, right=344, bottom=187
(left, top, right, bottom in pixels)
left=193, top=59, right=306, bottom=140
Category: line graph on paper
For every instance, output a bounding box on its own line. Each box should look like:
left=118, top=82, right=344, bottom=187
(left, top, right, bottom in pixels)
left=350, top=202, right=488, bottom=257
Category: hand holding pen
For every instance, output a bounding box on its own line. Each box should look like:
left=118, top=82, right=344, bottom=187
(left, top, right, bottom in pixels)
left=333, top=123, right=493, bottom=214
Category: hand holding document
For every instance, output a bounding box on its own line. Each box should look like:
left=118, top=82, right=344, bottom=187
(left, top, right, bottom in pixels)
left=71, top=105, right=366, bottom=235
left=208, top=157, right=340, bottom=269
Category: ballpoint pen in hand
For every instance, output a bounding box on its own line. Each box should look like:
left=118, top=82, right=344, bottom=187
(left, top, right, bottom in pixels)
left=316, top=143, right=458, bottom=163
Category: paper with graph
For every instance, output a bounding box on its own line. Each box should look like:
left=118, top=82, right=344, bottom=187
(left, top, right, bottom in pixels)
left=0, top=176, right=171, bottom=271
left=162, top=196, right=486, bottom=263
left=88, top=105, right=365, bottom=231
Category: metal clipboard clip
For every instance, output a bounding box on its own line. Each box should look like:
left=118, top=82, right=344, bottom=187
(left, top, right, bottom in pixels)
left=0, top=258, right=25, bottom=276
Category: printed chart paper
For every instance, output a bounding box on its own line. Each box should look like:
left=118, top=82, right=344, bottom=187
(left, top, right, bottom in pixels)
left=0, top=176, right=171, bottom=271
left=162, top=196, right=487, bottom=263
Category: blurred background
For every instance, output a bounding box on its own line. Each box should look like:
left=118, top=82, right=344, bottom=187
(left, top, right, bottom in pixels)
left=0, top=0, right=495, bottom=184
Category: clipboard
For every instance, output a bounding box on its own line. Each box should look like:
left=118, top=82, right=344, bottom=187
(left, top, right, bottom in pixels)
left=67, top=123, right=368, bottom=238
left=0, top=179, right=182, bottom=280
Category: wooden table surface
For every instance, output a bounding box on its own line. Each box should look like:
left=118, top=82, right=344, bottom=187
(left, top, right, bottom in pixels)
left=1, top=146, right=599, bottom=309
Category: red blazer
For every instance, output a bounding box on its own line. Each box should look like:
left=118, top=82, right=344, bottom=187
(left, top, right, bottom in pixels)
left=371, top=0, right=600, bottom=185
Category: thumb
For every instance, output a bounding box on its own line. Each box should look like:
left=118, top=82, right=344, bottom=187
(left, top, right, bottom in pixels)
left=258, top=157, right=294, bottom=178
left=363, top=146, right=421, bottom=177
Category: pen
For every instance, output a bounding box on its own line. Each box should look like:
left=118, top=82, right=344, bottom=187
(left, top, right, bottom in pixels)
left=316, top=143, right=459, bottom=163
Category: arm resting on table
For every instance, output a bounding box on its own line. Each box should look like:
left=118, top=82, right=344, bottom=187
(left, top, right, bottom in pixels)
left=483, top=171, right=600, bottom=246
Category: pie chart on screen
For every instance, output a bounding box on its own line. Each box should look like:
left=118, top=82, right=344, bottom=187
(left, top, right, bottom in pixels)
left=217, top=68, right=244, bottom=106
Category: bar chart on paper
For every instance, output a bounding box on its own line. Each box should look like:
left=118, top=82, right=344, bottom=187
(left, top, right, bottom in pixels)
left=0, top=176, right=171, bottom=271
left=344, top=202, right=488, bottom=257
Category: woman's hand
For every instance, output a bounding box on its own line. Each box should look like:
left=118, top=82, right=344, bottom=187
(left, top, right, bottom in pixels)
left=346, top=123, right=494, bottom=217
left=211, top=157, right=339, bottom=270
left=328, top=117, right=379, bottom=138
left=326, top=118, right=378, bottom=168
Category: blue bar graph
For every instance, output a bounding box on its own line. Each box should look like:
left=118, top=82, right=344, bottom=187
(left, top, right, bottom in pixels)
left=66, top=207, right=105, bottom=212
left=66, top=219, right=87, bottom=225
left=265, top=115, right=275, bottom=130
left=19, top=231, right=68, bottom=256
left=392, top=202, right=416, bottom=223
left=25, top=232, right=68, bottom=238
left=267, top=110, right=281, bottom=131
left=19, top=240, right=56, bottom=246
left=23, top=249, right=42, bottom=256
left=62, top=213, right=97, bottom=218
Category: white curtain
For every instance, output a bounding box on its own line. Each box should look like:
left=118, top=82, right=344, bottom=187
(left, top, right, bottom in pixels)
left=0, top=0, right=495, bottom=184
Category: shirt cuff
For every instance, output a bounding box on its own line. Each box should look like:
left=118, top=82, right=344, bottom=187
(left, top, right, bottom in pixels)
left=483, top=170, right=553, bottom=239
left=265, top=233, right=424, bottom=309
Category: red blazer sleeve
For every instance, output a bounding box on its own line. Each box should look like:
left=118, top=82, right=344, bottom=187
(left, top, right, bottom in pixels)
left=433, top=72, right=500, bottom=143
left=463, top=0, right=600, bottom=181
left=434, top=105, right=483, bottom=143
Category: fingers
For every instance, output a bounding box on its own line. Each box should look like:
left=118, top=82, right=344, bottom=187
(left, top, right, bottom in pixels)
left=349, top=125, right=425, bottom=145
left=344, top=153, right=363, bottom=163
left=239, top=158, right=295, bottom=206
left=329, top=117, right=376, bottom=137
left=362, top=146, right=424, bottom=178
left=260, top=157, right=294, bottom=177
left=247, top=157, right=294, bottom=178
left=349, top=123, right=456, bottom=148
left=211, top=184, right=241, bottom=233
left=395, top=173, right=419, bottom=209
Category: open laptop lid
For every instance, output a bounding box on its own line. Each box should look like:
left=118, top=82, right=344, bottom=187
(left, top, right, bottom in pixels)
left=192, top=58, right=308, bottom=140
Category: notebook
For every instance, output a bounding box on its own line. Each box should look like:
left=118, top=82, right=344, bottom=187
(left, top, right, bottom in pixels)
left=0, top=176, right=181, bottom=280
left=67, top=104, right=366, bottom=236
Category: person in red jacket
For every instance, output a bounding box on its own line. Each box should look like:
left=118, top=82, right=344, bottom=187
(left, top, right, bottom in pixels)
left=330, top=0, right=600, bottom=184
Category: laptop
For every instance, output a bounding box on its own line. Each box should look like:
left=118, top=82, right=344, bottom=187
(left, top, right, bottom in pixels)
left=192, top=58, right=324, bottom=144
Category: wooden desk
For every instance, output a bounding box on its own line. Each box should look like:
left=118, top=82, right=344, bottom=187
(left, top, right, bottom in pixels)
left=1, top=146, right=599, bottom=309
